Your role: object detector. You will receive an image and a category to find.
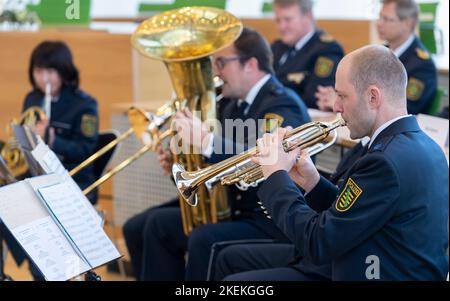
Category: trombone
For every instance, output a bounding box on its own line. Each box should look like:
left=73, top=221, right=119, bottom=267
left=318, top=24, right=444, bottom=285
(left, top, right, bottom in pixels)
left=69, top=106, right=173, bottom=195
left=173, top=118, right=346, bottom=206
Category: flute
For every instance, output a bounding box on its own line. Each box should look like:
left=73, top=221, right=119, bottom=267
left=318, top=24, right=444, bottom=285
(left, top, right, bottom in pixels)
left=44, top=81, right=52, bottom=120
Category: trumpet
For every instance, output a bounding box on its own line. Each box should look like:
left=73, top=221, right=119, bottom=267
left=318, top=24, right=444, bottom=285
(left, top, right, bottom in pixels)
left=173, top=118, right=346, bottom=206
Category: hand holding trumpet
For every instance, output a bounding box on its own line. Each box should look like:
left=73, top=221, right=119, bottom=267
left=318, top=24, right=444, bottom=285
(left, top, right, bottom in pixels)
left=252, top=127, right=320, bottom=193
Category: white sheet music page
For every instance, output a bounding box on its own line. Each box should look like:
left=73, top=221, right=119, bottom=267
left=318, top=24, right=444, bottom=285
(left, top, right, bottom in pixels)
left=0, top=176, right=90, bottom=281
left=33, top=179, right=121, bottom=269
left=31, top=138, right=102, bottom=225
left=31, top=137, right=66, bottom=176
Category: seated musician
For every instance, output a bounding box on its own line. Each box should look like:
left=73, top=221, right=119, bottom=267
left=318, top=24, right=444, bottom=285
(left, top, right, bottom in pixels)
left=122, top=27, right=311, bottom=281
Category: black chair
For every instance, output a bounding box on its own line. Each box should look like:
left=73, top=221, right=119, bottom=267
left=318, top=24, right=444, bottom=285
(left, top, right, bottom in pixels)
left=91, top=130, right=128, bottom=278
left=85, top=130, right=120, bottom=205
left=93, top=130, right=120, bottom=185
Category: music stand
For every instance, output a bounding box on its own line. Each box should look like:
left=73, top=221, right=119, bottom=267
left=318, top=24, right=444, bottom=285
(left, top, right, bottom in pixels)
left=0, top=155, right=16, bottom=281
left=12, top=125, right=45, bottom=177
left=10, top=125, right=103, bottom=281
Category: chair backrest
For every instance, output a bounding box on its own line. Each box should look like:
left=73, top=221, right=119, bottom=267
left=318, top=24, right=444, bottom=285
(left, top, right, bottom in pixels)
left=93, top=130, right=120, bottom=180
left=427, top=87, right=447, bottom=116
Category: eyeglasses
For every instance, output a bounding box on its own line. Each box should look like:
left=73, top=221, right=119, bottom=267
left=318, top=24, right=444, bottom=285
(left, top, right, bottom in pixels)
left=377, top=15, right=401, bottom=23
left=213, top=56, right=241, bottom=70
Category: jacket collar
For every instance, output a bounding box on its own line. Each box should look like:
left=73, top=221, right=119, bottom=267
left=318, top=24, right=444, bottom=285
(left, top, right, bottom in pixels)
left=369, top=115, right=421, bottom=150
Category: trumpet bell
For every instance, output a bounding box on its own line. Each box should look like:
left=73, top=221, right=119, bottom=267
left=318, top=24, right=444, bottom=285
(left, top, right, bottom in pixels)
left=172, top=163, right=198, bottom=206
left=131, top=6, right=243, bottom=62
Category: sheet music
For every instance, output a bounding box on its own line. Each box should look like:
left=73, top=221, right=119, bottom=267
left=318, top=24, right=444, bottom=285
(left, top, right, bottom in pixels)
left=12, top=217, right=90, bottom=281
left=31, top=138, right=66, bottom=176
left=33, top=180, right=121, bottom=269
left=31, top=139, right=102, bottom=225
left=0, top=177, right=90, bottom=281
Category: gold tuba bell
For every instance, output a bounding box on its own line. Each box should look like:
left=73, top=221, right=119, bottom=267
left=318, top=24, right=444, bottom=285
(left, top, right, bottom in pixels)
left=131, top=6, right=243, bottom=235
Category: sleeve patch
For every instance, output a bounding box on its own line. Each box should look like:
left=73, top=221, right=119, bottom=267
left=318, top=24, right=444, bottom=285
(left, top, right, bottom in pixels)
left=314, top=56, right=334, bottom=78
left=335, top=178, right=363, bottom=212
left=407, top=77, right=425, bottom=101
left=81, top=114, right=97, bottom=137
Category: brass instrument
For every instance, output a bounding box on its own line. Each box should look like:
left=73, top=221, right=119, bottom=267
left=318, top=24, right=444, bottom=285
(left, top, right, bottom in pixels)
left=0, top=154, right=17, bottom=186
left=173, top=118, right=346, bottom=205
left=69, top=106, right=160, bottom=195
left=0, top=82, right=50, bottom=178
left=0, top=86, right=165, bottom=195
left=131, top=6, right=243, bottom=235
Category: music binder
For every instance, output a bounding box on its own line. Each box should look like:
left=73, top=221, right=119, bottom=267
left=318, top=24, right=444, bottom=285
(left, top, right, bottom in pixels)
left=0, top=127, right=121, bottom=281
left=0, top=173, right=121, bottom=281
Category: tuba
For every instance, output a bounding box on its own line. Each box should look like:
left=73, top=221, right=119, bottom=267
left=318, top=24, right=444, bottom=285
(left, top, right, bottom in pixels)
left=0, top=82, right=51, bottom=178
left=173, top=118, right=346, bottom=205
left=131, top=6, right=243, bottom=235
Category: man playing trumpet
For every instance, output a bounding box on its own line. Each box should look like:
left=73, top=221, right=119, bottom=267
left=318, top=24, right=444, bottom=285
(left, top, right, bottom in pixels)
left=215, top=45, right=448, bottom=281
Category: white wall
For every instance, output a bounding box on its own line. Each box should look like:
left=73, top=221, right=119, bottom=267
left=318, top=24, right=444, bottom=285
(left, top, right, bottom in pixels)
left=89, top=0, right=448, bottom=68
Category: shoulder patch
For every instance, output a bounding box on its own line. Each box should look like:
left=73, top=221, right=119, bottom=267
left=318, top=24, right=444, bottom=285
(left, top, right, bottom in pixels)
left=335, top=178, right=363, bottom=212
left=81, top=114, right=97, bottom=137
left=407, top=77, right=425, bottom=101
left=262, top=113, right=284, bottom=133
left=314, top=56, right=335, bottom=78
left=415, top=48, right=430, bottom=60
left=287, top=72, right=306, bottom=84
left=320, top=34, right=335, bottom=43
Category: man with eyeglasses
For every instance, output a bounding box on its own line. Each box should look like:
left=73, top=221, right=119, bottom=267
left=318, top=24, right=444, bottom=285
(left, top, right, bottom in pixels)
left=317, top=0, right=437, bottom=115
left=122, top=27, right=311, bottom=281
left=271, top=0, right=344, bottom=109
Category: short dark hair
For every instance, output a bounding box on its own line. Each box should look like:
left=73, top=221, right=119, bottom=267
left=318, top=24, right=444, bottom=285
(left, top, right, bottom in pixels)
left=28, top=41, right=79, bottom=90
left=234, top=27, right=274, bottom=74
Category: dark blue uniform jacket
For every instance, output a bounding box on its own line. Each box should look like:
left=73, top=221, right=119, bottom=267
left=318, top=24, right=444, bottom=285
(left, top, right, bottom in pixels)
left=259, top=116, right=449, bottom=280
left=208, top=76, right=310, bottom=240
left=272, top=30, right=344, bottom=109
left=23, top=85, right=99, bottom=200
left=396, top=36, right=438, bottom=114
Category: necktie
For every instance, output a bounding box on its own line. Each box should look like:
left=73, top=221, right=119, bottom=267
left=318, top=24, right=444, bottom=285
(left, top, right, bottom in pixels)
left=236, top=101, right=249, bottom=118
left=279, top=47, right=297, bottom=66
